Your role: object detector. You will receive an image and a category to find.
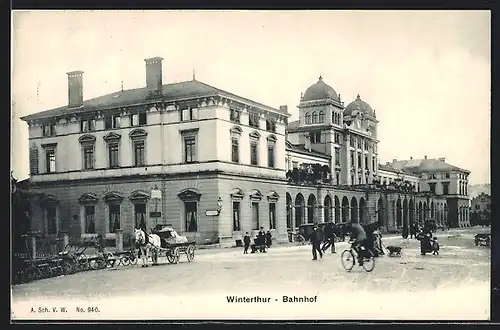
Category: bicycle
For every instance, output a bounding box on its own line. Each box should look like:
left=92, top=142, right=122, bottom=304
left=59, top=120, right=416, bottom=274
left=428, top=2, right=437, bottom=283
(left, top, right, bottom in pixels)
left=341, top=241, right=375, bottom=272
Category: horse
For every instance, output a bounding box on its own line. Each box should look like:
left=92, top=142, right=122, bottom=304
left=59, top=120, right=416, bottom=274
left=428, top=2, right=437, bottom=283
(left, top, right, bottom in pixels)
left=134, top=228, right=162, bottom=267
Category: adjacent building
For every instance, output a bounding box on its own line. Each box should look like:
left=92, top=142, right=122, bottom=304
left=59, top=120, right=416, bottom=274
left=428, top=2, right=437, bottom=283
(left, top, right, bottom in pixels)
left=20, top=56, right=466, bottom=246
left=470, top=193, right=491, bottom=226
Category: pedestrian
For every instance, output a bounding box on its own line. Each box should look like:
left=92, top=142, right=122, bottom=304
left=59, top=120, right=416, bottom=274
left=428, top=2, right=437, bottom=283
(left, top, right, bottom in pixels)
left=243, top=232, right=251, bottom=254
left=265, top=230, right=272, bottom=248
left=258, top=227, right=266, bottom=253
left=432, top=237, right=440, bottom=255
left=310, top=224, right=323, bottom=260
left=321, top=222, right=336, bottom=253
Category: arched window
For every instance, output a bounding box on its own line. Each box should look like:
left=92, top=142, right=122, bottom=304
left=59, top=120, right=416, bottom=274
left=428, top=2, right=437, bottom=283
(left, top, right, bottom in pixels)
left=305, top=112, right=311, bottom=125
left=318, top=111, right=325, bottom=123
left=312, top=112, right=318, bottom=124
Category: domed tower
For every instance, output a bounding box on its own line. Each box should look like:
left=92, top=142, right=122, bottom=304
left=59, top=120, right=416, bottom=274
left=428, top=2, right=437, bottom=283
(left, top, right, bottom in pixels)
left=344, top=94, right=379, bottom=184
left=286, top=76, right=346, bottom=185
left=297, top=75, right=344, bottom=128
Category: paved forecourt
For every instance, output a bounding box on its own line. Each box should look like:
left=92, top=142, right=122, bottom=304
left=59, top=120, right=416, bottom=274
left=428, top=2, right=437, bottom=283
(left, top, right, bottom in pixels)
left=11, top=228, right=490, bottom=320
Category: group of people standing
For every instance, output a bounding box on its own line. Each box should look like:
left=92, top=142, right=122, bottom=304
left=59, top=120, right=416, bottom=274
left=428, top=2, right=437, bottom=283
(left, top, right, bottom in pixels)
left=242, top=227, right=272, bottom=254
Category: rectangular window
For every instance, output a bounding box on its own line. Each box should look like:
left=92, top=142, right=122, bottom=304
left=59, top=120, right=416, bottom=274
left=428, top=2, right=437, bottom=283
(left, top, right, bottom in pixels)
left=310, top=131, right=321, bottom=143
left=46, top=206, right=57, bottom=235
left=336, top=172, right=340, bottom=185
left=429, top=183, right=436, bottom=194
left=269, top=203, right=276, bottom=230
left=442, top=182, right=450, bottom=195
left=233, top=201, right=241, bottom=231
left=252, top=202, right=260, bottom=230
left=230, top=109, right=241, bottom=123
left=84, top=205, right=96, bottom=234
left=249, top=112, right=260, bottom=128
left=108, top=144, right=119, bottom=168
left=133, top=141, right=145, bottom=166
left=80, top=119, right=95, bottom=132
left=185, top=202, right=198, bottom=232
left=267, top=145, right=275, bottom=168
left=109, top=204, right=120, bottom=233
left=250, top=142, right=258, bottom=165
left=181, top=108, right=190, bottom=121
left=445, top=173, right=450, bottom=179
left=184, top=136, right=197, bottom=163
left=231, top=138, right=239, bottom=163
left=365, top=155, right=369, bottom=169
left=134, top=203, right=147, bottom=229
left=104, top=116, right=113, bottom=129
left=350, top=151, right=354, bottom=166
left=130, top=113, right=147, bottom=126
left=357, top=154, right=362, bottom=168
left=266, top=120, right=276, bottom=133
left=45, top=149, right=56, bottom=173
left=42, top=125, right=56, bottom=137
left=105, top=115, right=121, bottom=129
left=83, top=146, right=94, bottom=170
left=335, top=148, right=340, bottom=166
left=334, top=132, right=340, bottom=144
left=29, top=148, right=39, bottom=175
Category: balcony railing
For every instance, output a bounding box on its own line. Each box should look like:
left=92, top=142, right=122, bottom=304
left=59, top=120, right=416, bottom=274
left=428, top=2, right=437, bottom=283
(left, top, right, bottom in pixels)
left=286, top=164, right=332, bottom=185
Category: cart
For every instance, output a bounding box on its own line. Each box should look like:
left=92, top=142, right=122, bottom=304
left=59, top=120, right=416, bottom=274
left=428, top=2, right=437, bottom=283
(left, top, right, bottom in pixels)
left=154, top=227, right=196, bottom=264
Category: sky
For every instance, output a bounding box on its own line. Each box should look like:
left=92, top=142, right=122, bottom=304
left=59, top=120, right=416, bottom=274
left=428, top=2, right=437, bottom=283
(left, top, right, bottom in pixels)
left=11, top=10, right=491, bottom=184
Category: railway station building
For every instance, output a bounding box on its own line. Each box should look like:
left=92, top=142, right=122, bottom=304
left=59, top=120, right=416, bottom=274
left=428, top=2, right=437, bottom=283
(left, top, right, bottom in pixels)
left=20, top=56, right=469, bottom=246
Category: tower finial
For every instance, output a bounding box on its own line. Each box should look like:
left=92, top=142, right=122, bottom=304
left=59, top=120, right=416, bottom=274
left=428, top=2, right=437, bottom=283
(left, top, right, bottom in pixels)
left=121, top=80, right=124, bottom=92
left=357, top=93, right=360, bottom=99
left=193, top=69, right=196, bottom=81
left=319, top=74, right=323, bottom=81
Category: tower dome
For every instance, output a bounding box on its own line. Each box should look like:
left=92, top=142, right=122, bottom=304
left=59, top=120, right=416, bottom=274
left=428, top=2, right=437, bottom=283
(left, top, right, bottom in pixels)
left=302, top=76, right=338, bottom=101
left=344, top=94, right=375, bottom=117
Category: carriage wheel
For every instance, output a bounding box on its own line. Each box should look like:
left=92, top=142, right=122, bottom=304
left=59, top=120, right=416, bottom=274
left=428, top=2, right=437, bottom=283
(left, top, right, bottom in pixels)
left=120, top=255, right=130, bottom=266
left=79, top=256, right=90, bottom=271
left=166, top=250, right=176, bottom=264
left=186, top=245, right=195, bottom=262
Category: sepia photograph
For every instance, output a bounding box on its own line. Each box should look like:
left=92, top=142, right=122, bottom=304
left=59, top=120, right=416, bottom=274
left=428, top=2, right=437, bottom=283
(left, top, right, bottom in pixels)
left=11, top=10, right=491, bottom=321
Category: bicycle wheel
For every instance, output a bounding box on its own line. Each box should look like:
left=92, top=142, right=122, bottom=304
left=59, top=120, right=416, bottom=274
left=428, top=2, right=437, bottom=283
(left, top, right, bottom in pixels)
left=341, top=249, right=356, bottom=271
left=362, top=250, right=375, bottom=273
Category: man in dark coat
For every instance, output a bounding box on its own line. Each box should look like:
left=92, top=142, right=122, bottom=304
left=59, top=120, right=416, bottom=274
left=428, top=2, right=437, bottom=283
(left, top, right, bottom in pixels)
left=243, top=232, right=251, bottom=254
left=265, top=231, right=272, bottom=248
left=310, top=224, right=323, bottom=260
left=321, top=222, right=336, bottom=253
left=258, top=227, right=266, bottom=252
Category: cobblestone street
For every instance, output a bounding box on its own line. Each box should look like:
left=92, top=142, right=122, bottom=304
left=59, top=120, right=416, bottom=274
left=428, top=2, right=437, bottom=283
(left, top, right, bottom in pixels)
left=11, top=228, right=490, bottom=320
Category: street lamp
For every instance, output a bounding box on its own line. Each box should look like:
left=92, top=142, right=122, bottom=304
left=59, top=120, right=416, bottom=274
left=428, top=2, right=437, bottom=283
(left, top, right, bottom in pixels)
left=217, top=197, right=223, bottom=215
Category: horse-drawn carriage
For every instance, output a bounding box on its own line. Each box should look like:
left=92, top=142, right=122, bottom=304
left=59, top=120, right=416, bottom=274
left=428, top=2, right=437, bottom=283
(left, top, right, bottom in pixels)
left=135, top=227, right=196, bottom=266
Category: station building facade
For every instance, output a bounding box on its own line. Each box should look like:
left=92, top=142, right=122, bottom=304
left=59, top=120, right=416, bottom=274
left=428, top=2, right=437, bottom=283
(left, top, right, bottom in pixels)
left=20, top=56, right=465, bottom=246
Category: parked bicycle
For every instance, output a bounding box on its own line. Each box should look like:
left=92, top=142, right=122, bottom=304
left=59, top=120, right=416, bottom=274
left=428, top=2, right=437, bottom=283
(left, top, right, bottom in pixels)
left=341, top=241, right=375, bottom=272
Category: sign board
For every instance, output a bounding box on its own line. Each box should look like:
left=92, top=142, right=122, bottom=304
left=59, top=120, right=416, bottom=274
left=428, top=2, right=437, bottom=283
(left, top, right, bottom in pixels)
left=150, top=212, right=162, bottom=218
left=151, top=189, right=162, bottom=200
left=205, top=210, right=219, bottom=216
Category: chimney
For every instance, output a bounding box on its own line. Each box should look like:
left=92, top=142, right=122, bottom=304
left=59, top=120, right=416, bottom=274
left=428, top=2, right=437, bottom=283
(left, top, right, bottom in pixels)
left=67, top=71, right=84, bottom=108
left=410, top=156, right=413, bottom=160
left=424, top=155, right=427, bottom=159
left=145, top=57, right=163, bottom=90
left=386, top=162, right=390, bottom=165
left=438, top=157, right=446, bottom=162
left=279, top=105, right=288, bottom=113
left=392, top=159, right=397, bottom=164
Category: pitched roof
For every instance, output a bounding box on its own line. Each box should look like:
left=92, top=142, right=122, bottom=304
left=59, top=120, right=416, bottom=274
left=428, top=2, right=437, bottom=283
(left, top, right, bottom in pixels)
left=286, top=120, right=300, bottom=130
left=285, top=142, right=331, bottom=159
left=378, top=163, right=418, bottom=177
left=389, top=158, right=470, bottom=174
left=21, top=80, right=287, bottom=121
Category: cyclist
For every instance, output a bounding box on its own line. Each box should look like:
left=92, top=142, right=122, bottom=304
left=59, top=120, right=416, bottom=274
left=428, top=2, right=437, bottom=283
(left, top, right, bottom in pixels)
left=348, top=222, right=368, bottom=266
